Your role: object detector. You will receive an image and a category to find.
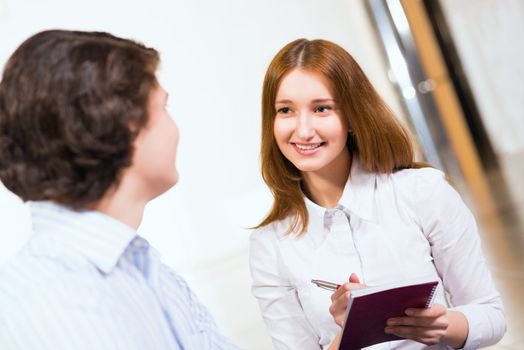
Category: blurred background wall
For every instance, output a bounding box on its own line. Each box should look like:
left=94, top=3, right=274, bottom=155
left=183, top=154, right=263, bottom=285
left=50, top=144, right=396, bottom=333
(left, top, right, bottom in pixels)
left=1, top=0, right=522, bottom=349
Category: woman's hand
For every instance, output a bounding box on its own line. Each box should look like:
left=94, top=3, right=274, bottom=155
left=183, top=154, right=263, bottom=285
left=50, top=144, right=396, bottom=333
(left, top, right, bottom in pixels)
left=384, top=303, right=449, bottom=346
left=385, top=305, right=469, bottom=348
left=329, top=273, right=366, bottom=327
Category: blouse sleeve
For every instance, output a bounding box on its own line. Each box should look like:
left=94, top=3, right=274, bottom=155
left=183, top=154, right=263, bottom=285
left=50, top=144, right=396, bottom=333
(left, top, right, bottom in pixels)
left=411, top=169, right=506, bottom=349
left=249, top=227, right=322, bottom=350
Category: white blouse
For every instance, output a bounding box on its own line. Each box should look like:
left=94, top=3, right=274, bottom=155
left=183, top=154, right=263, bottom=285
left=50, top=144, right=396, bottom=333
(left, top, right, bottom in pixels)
left=250, top=159, right=506, bottom=350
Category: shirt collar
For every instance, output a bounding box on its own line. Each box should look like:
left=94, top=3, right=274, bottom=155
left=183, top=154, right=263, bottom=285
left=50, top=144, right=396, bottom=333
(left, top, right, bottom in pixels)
left=304, top=156, right=377, bottom=223
left=29, top=201, right=137, bottom=274
left=339, top=156, right=377, bottom=222
left=304, top=195, right=326, bottom=219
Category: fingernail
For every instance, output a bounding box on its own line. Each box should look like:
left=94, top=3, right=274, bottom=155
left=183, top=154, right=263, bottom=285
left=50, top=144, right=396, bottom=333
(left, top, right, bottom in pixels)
left=405, top=309, right=414, bottom=316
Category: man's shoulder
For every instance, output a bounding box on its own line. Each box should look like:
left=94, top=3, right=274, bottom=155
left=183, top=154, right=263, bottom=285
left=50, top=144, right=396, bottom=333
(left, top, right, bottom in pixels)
left=0, top=250, right=52, bottom=302
left=158, top=263, right=190, bottom=291
left=0, top=238, right=91, bottom=307
left=0, top=252, right=41, bottom=312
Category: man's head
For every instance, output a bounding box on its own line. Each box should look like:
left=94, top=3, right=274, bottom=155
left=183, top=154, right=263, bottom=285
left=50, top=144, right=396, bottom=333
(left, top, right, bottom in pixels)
left=0, top=29, right=174, bottom=209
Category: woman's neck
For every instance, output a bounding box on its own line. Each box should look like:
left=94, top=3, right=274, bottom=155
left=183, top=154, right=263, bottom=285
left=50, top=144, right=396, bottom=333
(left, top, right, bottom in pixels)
left=302, top=150, right=352, bottom=208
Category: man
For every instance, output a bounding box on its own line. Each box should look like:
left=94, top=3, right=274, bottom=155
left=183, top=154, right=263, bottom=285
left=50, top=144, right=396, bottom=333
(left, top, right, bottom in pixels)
left=0, top=30, right=241, bottom=349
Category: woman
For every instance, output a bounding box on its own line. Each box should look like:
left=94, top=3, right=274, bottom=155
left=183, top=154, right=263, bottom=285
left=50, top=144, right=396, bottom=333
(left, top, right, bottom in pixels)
left=249, top=38, right=506, bottom=349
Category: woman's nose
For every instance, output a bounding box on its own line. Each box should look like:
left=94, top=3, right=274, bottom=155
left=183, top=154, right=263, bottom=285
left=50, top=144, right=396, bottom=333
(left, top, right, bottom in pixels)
left=296, top=114, right=315, bottom=139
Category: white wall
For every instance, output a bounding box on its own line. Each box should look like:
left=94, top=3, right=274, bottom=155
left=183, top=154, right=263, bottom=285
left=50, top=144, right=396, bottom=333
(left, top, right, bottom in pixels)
left=0, top=0, right=402, bottom=348
left=439, top=0, right=524, bottom=157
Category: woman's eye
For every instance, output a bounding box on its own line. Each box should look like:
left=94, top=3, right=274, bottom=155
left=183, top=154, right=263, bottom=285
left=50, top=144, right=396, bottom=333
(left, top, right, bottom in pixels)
left=277, top=107, right=291, bottom=114
left=315, top=106, right=332, bottom=113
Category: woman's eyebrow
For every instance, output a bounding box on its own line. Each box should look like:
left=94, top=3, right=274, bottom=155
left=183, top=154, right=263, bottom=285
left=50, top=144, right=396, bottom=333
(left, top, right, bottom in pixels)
left=311, top=98, right=336, bottom=103
left=275, top=98, right=337, bottom=104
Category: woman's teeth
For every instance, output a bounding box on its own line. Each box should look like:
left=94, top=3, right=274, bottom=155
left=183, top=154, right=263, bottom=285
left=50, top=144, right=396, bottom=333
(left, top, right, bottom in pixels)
left=295, top=143, right=322, bottom=150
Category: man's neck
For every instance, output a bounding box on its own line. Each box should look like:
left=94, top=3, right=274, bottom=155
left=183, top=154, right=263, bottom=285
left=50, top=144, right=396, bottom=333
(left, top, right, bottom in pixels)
left=90, top=187, right=147, bottom=230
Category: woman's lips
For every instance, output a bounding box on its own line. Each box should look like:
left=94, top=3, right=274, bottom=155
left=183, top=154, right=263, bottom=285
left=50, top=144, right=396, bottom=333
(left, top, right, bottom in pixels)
left=292, top=142, right=324, bottom=155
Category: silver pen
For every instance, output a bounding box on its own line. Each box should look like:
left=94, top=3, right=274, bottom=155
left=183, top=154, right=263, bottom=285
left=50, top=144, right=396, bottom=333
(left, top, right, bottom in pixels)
left=311, top=279, right=341, bottom=291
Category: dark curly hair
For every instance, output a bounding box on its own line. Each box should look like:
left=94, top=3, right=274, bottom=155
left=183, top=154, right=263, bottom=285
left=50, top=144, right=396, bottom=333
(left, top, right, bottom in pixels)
left=0, top=30, right=160, bottom=209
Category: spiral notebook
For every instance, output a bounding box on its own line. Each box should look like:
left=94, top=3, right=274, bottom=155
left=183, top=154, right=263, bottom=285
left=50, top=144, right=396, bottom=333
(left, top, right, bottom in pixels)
left=338, top=277, right=439, bottom=350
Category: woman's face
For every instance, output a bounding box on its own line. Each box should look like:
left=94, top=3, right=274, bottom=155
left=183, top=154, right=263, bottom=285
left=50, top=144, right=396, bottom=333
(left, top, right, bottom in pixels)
left=273, top=69, right=349, bottom=175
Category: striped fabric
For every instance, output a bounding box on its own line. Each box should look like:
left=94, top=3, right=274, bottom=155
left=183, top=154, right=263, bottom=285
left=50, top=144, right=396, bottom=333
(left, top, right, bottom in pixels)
left=0, top=201, right=241, bottom=350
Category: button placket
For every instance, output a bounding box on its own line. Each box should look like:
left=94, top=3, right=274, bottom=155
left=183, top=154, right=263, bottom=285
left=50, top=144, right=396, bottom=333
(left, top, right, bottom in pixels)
left=324, top=209, right=353, bottom=253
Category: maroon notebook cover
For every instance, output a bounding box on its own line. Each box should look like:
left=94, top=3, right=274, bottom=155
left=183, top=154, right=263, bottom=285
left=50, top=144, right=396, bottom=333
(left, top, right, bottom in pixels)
left=338, top=280, right=438, bottom=350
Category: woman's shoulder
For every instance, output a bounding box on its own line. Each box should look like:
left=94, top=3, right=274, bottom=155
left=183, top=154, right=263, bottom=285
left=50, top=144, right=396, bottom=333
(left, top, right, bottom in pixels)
left=249, top=219, right=296, bottom=265
left=392, top=166, right=444, bottom=181
left=388, top=166, right=450, bottom=206
left=250, top=218, right=293, bottom=243
left=391, top=166, right=446, bottom=189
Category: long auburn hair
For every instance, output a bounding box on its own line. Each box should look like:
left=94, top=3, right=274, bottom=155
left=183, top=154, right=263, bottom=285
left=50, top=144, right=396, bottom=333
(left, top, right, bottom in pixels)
left=256, top=38, right=428, bottom=235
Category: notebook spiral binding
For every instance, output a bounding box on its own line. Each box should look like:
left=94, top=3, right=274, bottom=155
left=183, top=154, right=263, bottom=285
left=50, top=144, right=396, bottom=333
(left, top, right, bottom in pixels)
left=425, top=283, right=439, bottom=308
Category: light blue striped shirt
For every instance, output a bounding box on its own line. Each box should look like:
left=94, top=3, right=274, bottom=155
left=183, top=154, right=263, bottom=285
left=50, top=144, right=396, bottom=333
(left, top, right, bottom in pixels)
left=0, top=201, right=241, bottom=350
